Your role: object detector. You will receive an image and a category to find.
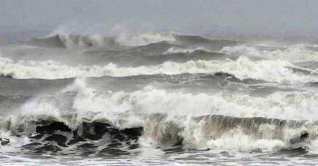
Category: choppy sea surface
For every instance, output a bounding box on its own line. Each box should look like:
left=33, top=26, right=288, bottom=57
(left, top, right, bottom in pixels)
left=1, top=31, right=318, bottom=165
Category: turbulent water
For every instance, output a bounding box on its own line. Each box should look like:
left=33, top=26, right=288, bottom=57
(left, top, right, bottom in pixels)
left=1, top=31, right=318, bottom=165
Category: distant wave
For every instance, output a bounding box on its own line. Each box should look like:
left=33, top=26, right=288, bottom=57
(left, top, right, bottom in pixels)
left=174, top=34, right=239, bottom=46
left=0, top=55, right=316, bottom=84
left=163, top=47, right=214, bottom=54
left=28, top=31, right=176, bottom=48
left=28, top=31, right=239, bottom=49
left=220, top=44, right=318, bottom=62
left=29, top=32, right=117, bottom=49
left=28, top=35, right=67, bottom=48
left=80, top=42, right=227, bottom=66
left=115, top=32, right=176, bottom=46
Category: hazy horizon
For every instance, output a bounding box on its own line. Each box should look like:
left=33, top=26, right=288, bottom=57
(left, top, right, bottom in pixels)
left=1, top=0, right=318, bottom=38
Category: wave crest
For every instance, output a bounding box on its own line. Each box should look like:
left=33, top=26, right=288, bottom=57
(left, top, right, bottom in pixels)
left=29, top=32, right=117, bottom=49
left=163, top=47, right=213, bottom=54
left=1, top=79, right=318, bottom=151
left=0, top=55, right=316, bottom=84
left=220, top=44, right=318, bottom=62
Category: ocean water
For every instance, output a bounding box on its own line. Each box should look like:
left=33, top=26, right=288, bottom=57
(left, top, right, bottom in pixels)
left=1, top=31, right=318, bottom=165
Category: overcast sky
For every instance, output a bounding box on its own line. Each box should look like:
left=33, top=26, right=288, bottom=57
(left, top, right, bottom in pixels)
left=0, top=0, right=317, bottom=37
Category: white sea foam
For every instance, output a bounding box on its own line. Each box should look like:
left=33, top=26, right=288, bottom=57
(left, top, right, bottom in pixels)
left=56, top=31, right=107, bottom=48
left=2, top=79, right=317, bottom=150
left=115, top=32, right=175, bottom=46
left=181, top=123, right=287, bottom=151
left=163, top=47, right=212, bottom=54
left=0, top=55, right=315, bottom=83
left=11, top=79, right=318, bottom=151
left=220, top=44, right=318, bottom=62
left=14, top=79, right=318, bottom=127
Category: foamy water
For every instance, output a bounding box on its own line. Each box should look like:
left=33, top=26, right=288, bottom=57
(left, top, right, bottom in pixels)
left=1, top=31, right=318, bottom=165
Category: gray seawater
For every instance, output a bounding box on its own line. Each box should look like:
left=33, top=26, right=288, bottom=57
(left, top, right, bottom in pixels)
left=1, top=31, right=318, bottom=165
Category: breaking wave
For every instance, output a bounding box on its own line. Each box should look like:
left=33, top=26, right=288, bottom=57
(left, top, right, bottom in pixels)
left=115, top=32, right=176, bottom=46
left=0, top=55, right=316, bottom=84
left=29, top=32, right=117, bottom=49
left=1, top=79, right=318, bottom=153
left=163, top=47, right=213, bottom=54
left=3, top=28, right=318, bottom=164
left=28, top=31, right=239, bottom=50
left=28, top=31, right=177, bottom=48
left=220, top=44, right=318, bottom=62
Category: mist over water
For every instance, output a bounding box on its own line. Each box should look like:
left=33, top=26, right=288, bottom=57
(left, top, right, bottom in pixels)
left=1, top=0, right=318, bottom=165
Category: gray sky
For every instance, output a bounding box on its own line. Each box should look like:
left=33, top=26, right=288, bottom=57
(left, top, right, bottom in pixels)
left=0, top=0, right=317, bottom=37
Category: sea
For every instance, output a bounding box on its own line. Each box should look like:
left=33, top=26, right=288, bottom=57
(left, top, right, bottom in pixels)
left=1, top=30, right=318, bottom=165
